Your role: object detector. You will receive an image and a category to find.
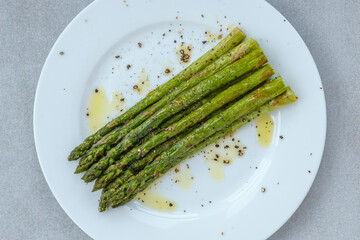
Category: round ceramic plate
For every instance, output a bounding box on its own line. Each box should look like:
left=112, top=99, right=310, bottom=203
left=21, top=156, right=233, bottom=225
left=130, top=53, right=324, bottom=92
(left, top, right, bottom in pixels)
left=34, top=0, right=326, bottom=239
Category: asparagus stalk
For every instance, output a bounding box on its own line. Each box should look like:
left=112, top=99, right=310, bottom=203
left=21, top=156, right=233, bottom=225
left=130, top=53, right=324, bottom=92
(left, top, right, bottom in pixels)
left=99, top=100, right=231, bottom=192
left=72, top=39, right=257, bottom=166
left=82, top=49, right=267, bottom=182
left=92, top=65, right=274, bottom=188
left=97, top=82, right=253, bottom=192
left=93, top=122, right=201, bottom=192
left=68, top=28, right=245, bottom=160
left=74, top=86, right=225, bottom=173
left=76, top=69, right=254, bottom=173
left=99, top=87, right=296, bottom=211
left=101, top=77, right=287, bottom=210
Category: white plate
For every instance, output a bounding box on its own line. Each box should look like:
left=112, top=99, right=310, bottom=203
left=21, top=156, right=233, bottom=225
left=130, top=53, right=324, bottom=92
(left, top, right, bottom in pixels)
left=33, top=0, right=326, bottom=239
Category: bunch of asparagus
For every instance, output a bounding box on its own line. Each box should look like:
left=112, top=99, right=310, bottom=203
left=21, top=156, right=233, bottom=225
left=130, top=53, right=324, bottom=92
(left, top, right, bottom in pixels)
left=68, top=27, right=297, bottom=212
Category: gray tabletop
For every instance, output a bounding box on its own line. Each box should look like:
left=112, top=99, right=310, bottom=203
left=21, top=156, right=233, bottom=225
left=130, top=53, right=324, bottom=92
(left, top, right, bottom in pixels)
left=1, top=0, right=359, bottom=239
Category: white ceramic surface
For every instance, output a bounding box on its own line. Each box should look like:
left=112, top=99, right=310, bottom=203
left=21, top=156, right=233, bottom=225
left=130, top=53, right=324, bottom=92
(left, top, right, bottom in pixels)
left=33, top=0, right=326, bottom=239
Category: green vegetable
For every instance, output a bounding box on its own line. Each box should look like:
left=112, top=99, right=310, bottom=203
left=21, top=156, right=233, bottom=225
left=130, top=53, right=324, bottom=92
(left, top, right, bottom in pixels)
left=73, top=39, right=257, bottom=171
left=100, top=77, right=287, bottom=210
left=92, top=65, right=273, bottom=188
left=74, top=85, right=229, bottom=173
left=100, top=88, right=296, bottom=211
left=68, top=28, right=246, bottom=161
left=81, top=49, right=267, bottom=182
left=93, top=123, right=198, bottom=192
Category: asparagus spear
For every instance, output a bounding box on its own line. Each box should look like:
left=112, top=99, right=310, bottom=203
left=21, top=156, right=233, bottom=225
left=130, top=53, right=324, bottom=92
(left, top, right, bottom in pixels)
left=99, top=87, right=296, bottom=211
left=82, top=50, right=267, bottom=182
left=72, top=39, right=258, bottom=166
left=74, top=86, right=225, bottom=173
left=76, top=69, right=254, bottom=173
left=101, top=77, right=287, bottom=210
left=68, top=28, right=246, bottom=160
left=99, top=99, right=233, bottom=192
left=93, top=65, right=273, bottom=189
left=97, top=80, right=255, bottom=192
left=94, top=122, right=201, bottom=192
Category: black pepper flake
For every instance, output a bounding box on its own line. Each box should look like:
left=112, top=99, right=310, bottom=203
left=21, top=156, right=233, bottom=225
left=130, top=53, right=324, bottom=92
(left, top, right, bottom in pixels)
left=95, top=89, right=99, bottom=93
left=201, top=14, right=204, bottom=18
left=308, top=170, right=311, bottom=173
left=126, top=64, right=131, bottom=70
left=174, top=40, right=177, bottom=43
left=235, top=145, right=239, bottom=149
left=224, top=145, right=229, bottom=149
left=86, top=112, right=89, bottom=116
left=169, top=203, right=173, bottom=207
left=175, top=168, right=179, bottom=173
left=279, top=135, right=284, bottom=139
left=133, top=85, right=138, bottom=90
left=59, top=51, right=64, bottom=55
left=202, top=41, right=207, bottom=44
left=215, top=144, right=219, bottom=148
left=261, top=187, right=266, bottom=192
left=138, top=42, right=142, bottom=48
left=165, top=68, right=171, bottom=74
left=120, top=98, right=125, bottom=101
left=115, top=55, right=120, bottom=59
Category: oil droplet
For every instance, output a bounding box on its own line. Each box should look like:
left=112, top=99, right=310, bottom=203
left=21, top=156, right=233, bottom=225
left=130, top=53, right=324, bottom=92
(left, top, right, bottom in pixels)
left=174, top=164, right=193, bottom=190
left=255, top=114, right=274, bottom=147
left=205, top=30, right=222, bottom=43
left=203, top=135, right=246, bottom=181
left=136, top=189, right=176, bottom=212
left=226, top=23, right=236, bottom=33
left=133, top=68, right=150, bottom=94
left=175, top=42, right=192, bottom=66
left=87, top=88, right=125, bottom=134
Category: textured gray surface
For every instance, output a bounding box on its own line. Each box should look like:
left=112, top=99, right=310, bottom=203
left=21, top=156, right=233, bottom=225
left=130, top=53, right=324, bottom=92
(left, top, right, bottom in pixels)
left=0, top=0, right=359, bottom=239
